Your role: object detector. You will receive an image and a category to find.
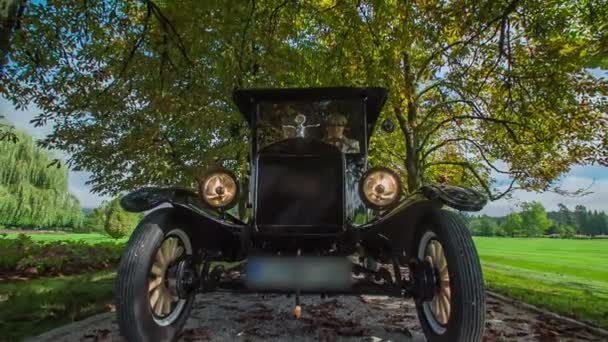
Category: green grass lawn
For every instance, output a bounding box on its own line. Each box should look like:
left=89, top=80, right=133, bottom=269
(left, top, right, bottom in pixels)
left=0, top=270, right=116, bottom=341
left=474, top=237, right=608, bottom=328
left=2, top=232, right=124, bottom=244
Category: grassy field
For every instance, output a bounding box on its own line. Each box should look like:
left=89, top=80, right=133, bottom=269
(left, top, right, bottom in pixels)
left=0, top=270, right=116, bottom=341
left=474, top=237, right=608, bottom=328
left=1, top=231, right=123, bottom=244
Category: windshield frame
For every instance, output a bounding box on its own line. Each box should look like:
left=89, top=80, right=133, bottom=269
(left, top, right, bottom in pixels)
left=253, top=97, right=369, bottom=157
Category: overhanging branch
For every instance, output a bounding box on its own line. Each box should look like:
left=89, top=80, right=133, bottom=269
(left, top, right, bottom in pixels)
left=420, top=113, right=522, bottom=150
left=425, top=160, right=518, bottom=200
left=415, top=0, right=519, bottom=81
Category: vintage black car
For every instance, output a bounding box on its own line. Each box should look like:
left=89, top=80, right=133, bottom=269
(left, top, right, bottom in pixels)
left=116, top=87, right=488, bottom=342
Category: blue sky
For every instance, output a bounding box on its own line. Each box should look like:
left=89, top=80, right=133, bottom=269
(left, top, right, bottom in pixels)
left=2, top=95, right=607, bottom=214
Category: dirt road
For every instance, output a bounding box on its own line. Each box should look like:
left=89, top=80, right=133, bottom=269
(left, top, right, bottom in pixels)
left=30, top=292, right=607, bottom=342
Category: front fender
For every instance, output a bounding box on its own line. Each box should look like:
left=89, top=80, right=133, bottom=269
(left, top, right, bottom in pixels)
left=120, top=187, right=246, bottom=229
left=356, top=184, right=485, bottom=258
left=121, top=187, right=248, bottom=260
left=419, top=184, right=487, bottom=212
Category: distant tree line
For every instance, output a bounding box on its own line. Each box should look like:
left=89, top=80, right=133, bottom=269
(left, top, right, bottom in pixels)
left=463, top=202, right=608, bottom=238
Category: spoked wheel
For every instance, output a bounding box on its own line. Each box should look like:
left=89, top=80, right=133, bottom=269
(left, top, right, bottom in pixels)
left=421, top=238, right=451, bottom=329
left=149, top=233, right=190, bottom=326
left=412, top=210, right=485, bottom=342
left=116, top=209, right=197, bottom=342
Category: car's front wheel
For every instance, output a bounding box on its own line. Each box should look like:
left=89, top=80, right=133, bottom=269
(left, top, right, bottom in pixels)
left=116, top=209, right=196, bottom=342
left=412, top=210, right=485, bottom=342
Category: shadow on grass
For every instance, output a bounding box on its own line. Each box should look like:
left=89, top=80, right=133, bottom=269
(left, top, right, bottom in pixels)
left=483, top=267, right=608, bottom=329
left=0, top=270, right=116, bottom=341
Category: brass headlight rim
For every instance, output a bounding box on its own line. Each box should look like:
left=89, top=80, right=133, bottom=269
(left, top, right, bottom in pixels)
left=198, top=167, right=240, bottom=210
left=359, top=167, right=403, bottom=210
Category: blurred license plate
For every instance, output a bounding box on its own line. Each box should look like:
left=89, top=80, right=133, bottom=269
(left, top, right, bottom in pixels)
left=246, top=256, right=351, bottom=291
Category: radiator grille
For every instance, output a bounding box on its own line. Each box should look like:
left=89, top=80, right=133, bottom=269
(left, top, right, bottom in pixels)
left=256, top=154, right=343, bottom=228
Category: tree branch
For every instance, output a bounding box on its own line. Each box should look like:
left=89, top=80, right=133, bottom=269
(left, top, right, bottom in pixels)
left=144, top=0, right=193, bottom=66
left=423, top=136, right=518, bottom=178
left=415, top=0, right=519, bottom=81
left=425, top=160, right=518, bottom=200
left=419, top=112, right=522, bottom=151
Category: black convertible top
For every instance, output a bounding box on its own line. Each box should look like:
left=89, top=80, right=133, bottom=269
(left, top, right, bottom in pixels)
left=233, top=87, right=388, bottom=137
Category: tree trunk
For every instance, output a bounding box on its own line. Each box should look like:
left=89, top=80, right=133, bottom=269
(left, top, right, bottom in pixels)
left=398, top=52, right=421, bottom=193
left=0, top=0, right=23, bottom=70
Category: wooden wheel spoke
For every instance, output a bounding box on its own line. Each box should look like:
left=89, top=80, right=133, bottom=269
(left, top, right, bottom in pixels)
left=435, top=243, right=443, bottom=264
left=441, top=272, right=450, bottom=283
left=150, top=288, right=160, bottom=308
left=424, top=238, right=452, bottom=326
left=436, top=294, right=444, bottom=319
left=427, top=243, right=436, bottom=261
left=162, top=293, right=172, bottom=314
left=149, top=276, right=163, bottom=291
left=164, top=239, right=174, bottom=260
left=155, top=295, right=165, bottom=316
left=156, top=246, right=166, bottom=266
left=442, top=284, right=451, bottom=298
left=432, top=297, right=440, bottom=317
left=441, top=292, right=451, bottom=321
left=174, top=246, right=184, bottom=259
left=160, top=242, right=169, bottom=262
left=439, top=257, right=448, bottom=272
left=151, top=264, right=163, bottom=276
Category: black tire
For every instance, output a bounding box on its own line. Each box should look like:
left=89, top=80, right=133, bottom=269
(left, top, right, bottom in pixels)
left=116, top=208, right=195, bottom=342
left=413, top=209, right=485, bottom=342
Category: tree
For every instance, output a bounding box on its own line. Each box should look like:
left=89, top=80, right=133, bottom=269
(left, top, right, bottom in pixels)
left=103, top=198, right=140, bottom=239
left=501, top=212, right=524, bottom=237
left=588, top=210, right=608, bottom=236
left=573, top=205, right=589, bottom=235
left=556, top=203, right=574, bottom=227
left=520, top=201, right=552, bottom=237
left=0, top=130, right=83, bottom=229
left=0, top=116, right=17, bottom=142
left=469, top=215, right=498, bottom=236
left=1, top=1, right=606, bottom=199
left=561, top=224, right=576, bottom=238
left=0, top=0, right=25, bottom=72
left=82, top=207, right=108, bottom=233
left=599, top=212, right=608, bottom=236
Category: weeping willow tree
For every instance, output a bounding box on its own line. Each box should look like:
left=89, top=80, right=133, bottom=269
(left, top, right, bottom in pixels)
left=0, top=130, right=84, bottom=229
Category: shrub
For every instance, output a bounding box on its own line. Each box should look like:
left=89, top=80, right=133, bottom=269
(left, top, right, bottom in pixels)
left=0, top=234, right=125, bottom=276
left=103, top=198, right=140, bottom=239
left=560, top=225, right=576, bottom=238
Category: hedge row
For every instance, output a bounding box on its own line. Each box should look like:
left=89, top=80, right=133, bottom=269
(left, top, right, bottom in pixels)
left=0, top=234, right=125, bottom=276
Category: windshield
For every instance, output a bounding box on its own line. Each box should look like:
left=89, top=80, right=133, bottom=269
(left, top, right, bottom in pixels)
left=257, top=99, right=364, bottom=154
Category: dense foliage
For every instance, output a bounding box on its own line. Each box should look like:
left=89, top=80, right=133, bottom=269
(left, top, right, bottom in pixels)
left=81, top=207, right=107, bottom=233
left=0, top=234, right=124, bottom=275
left=103, top=198, right=141, bottom=238
left=466, top=202, right=608, bottom=237
left=1, top=1, right=606, bottom=199
left=0, top=130, right=84, bottom=229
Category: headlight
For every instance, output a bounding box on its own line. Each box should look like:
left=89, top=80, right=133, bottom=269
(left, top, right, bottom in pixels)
left=198, top=168, right=239, bottom=209
left=359, top=167, right=402, bottom=210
